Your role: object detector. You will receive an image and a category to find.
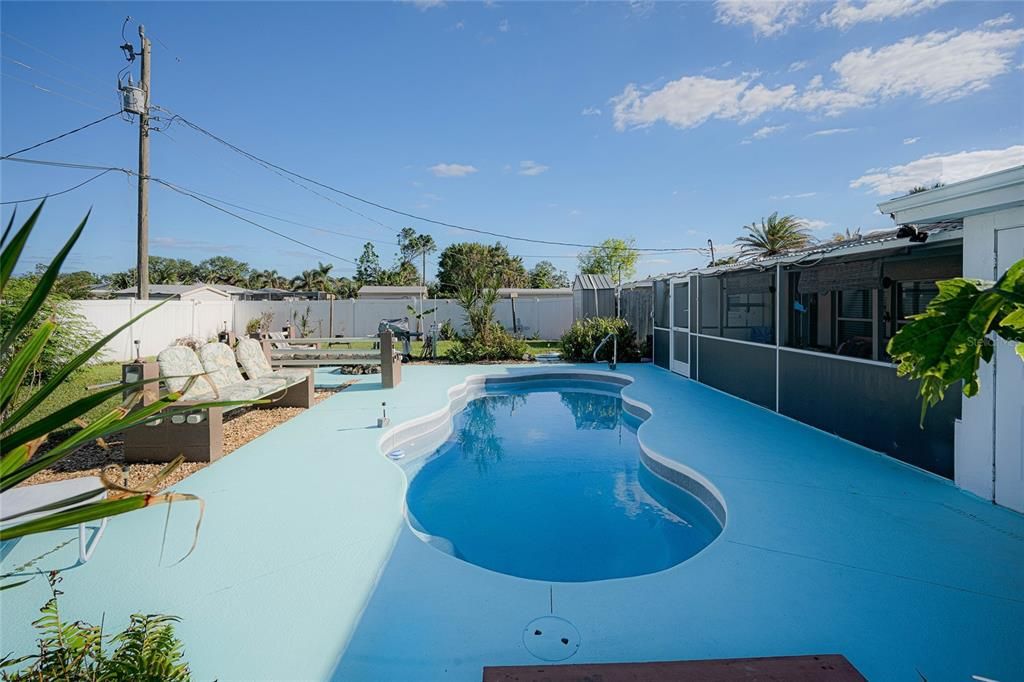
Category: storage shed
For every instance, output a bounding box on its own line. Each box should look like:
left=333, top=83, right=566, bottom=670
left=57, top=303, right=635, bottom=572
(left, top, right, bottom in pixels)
left=572, top=274, right=616, bottom=320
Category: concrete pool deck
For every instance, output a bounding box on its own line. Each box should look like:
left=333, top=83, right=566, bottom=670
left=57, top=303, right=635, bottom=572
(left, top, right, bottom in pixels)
left=1, top=364, right=1022, bottom=680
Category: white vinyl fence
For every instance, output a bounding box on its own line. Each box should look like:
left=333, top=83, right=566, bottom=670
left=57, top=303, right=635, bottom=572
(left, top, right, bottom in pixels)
left=75, top=296, right=573, bottom=362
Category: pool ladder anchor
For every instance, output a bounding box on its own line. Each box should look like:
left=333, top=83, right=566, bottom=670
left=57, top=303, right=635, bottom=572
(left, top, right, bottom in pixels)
left=593, top=332, right=617, bottom=371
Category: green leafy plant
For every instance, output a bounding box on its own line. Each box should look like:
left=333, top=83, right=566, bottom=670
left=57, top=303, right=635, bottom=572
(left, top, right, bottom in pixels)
left=559, top=317, right=642, bottom=363
left=245, top=317, right=261, bottom=335
left=445, top=285, right=529, bottom=362
left=0, top=572, right=191, bottom=681
left=577, top=237, right=638, bottom=285
left=888, top=259, right=1024, bottom=423
left=734, top=212, right=813, bottom=258
left=1, top=203, right=254, bottom=565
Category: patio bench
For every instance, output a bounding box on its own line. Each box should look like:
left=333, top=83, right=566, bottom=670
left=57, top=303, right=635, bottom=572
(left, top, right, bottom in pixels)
left=121, top=332, right=403, bottom=463
left=122, top=343, right=313, bottom=463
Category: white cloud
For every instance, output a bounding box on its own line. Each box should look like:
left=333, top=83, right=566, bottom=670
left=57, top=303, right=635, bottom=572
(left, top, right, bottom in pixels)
left=612, top=24, right=1024, bottom=131
left=807, top=127, right=858, bottom=137
left=798, top=217, right=830, bottom=230
left=518, top=160, right=549, bottom=176
left=409, top=0, right=445, bottom=10
left=452, top=20, right=465, bottom=30
left=752, top=124, right=787, bottom=139
left=771, top=191, right=818, bottom=199
left=903, top=136, right=920, bottom=145
left=629, top=0, right=656, bottom=17
left=569, top=209, right=582, bottom=216
left=821, top=0, right=948, bottom=31
left=788, top=60, right=809, bottom=72
left=850, top=145, right=1024, bottom=195
left=611, top=76, right=795, bottom=130
left=429, top=163, right=478, bottom=177
left=981, top=14, right=1015, bottom=29
left=581, top=106, right=602, bottom=116
left=714, top=0, right=810, bottom=37
left=498, top=18, right=510, bottom=32
left=829, top=28, right=1024, bottom=105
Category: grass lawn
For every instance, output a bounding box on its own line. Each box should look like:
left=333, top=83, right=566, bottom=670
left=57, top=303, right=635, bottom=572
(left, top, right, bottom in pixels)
left=10, top=361, right=126, bottom=434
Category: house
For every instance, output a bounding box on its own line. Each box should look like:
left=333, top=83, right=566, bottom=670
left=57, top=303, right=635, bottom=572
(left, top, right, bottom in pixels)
left=109, top=284, right=235, bottom=301
left=625, top=165, right=1024, bottom=512
left=357, top=285, right=427, bottom=299
left=572, top=274, right=616, bottom=319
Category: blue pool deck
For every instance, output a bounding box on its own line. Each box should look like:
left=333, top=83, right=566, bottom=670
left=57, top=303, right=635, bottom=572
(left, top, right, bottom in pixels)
left=1, top=364, right=1022, bottom=681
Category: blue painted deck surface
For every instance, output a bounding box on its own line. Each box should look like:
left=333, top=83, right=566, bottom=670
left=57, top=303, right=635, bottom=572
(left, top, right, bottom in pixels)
left=1, top=364, right=1022, bottom=681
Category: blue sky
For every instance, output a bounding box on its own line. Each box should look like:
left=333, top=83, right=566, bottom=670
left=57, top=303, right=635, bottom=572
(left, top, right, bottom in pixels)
left=2, top=0, right=1022, bottom=281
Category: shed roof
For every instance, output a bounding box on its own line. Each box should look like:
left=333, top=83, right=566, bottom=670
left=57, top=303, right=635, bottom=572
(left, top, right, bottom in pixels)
left=572, top=274, right=614, bottom=290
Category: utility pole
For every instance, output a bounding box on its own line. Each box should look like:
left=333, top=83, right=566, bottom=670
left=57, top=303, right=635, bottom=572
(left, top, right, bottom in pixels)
left=136, top=25, right=151, bottom=300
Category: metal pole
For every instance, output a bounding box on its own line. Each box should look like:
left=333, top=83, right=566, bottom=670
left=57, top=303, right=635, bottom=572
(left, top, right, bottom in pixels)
left=136, top=25, right=151, bottom=300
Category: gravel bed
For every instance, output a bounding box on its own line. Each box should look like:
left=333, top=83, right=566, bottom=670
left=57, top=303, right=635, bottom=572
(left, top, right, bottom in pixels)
left=18, top=384, right=356, bottom=491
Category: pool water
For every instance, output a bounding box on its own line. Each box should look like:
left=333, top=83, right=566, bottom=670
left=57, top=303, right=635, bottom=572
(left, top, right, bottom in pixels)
left=405, top=383, right=722, bottom=582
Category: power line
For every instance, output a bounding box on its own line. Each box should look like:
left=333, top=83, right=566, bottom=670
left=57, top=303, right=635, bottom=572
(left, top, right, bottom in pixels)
left=0, top=169, right=116, bottom=205
left=168, top=112, right=707, bottom=254
left=1, top=112, right=122, bottom=159
left=1, top=55, right=112, bottom=103
left=1, top=157, right=359, bottom=265
left=1, top=31, right=111, bottom=88
left=1, top=72, right=110, bottom=114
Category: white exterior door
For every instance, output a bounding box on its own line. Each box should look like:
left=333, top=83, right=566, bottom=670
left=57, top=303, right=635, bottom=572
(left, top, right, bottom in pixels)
left=995, top=226, right=1024, bottom=513
left=669, top=277, right=690, bottom=377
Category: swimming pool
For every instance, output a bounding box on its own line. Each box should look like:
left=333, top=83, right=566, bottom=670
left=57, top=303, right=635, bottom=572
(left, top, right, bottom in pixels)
left=399, top=378, right=722, bottom=582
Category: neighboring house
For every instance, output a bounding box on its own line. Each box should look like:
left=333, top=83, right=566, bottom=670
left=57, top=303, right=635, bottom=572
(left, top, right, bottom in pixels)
left=357, top=285, right=427, bottom=299
left=109, top=284, right=233, bottom=301
left=623, top=164, right=1024, bottom=513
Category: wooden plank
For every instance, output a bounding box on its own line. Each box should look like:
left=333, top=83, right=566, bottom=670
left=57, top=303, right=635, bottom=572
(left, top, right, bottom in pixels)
left=482, top=655, right=865, bottom=682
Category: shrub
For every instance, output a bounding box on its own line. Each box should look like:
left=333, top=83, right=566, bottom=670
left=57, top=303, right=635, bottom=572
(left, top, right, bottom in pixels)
left=560, top=317, right=641, bottom=363
left=438, top=319, right=457, bottom=341
left=245, top=317, right=261, bottom=335
left=0, top=275, right=99, bottom=385
left=446, top=323, right=530, bottom=363
left=0, top=572, right=192, bottom=681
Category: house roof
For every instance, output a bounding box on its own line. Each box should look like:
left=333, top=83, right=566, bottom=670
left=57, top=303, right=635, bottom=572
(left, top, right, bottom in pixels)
left=114, top=283, right=237, bottom=297
left=573, top=274, right=614, bottom=290
left=357, top=285, right=427, bottom=296
left=631, top=221, right=964, bottom=284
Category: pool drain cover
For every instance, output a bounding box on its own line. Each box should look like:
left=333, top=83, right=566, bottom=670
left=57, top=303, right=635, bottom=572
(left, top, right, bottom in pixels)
left=523, top=616, right=580, bottom=662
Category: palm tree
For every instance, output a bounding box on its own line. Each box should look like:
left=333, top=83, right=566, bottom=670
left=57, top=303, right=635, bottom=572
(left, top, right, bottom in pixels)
left=315, top=261, right=335, bottom=292
left=831, top=227, right=862, bottom=243
left=734, top=212, right=813, bottom=258
left=290, top=269, right=318, bottom=292
left=263, top=269, right=287, bottom=289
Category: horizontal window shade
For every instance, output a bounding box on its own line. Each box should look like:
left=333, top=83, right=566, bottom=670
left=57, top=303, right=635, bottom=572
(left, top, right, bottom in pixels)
left=883, top=255, right=961, bottom=283
left=797, top=259, right=881, bottom=295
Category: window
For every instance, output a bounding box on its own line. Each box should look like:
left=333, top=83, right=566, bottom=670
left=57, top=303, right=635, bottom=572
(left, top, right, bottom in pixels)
left=897, top=281, right=939, bottom=326
left=724, top=291, right=774, bottom=343
left=835, top=289, right=873, bottom=358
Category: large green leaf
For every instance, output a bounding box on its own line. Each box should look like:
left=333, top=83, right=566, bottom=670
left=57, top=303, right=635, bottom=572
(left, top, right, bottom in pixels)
left=0, top=203, right=43, bottom=293
left=0, top=496, right=146, bottom=541
left=0, top=209, right=89, bottom=357
left=0, top=321, right=56, bottom=414
left=2, top=376, right=166, bottom=453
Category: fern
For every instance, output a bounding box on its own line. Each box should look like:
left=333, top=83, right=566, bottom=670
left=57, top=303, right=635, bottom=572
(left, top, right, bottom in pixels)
left=0, top=573, right=192, bottom=681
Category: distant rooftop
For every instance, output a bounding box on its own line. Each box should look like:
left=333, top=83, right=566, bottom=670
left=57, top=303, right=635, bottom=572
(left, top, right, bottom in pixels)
left=573, top=274, right=614, bottom=290
left=357, top=285, right=427, bottom=297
